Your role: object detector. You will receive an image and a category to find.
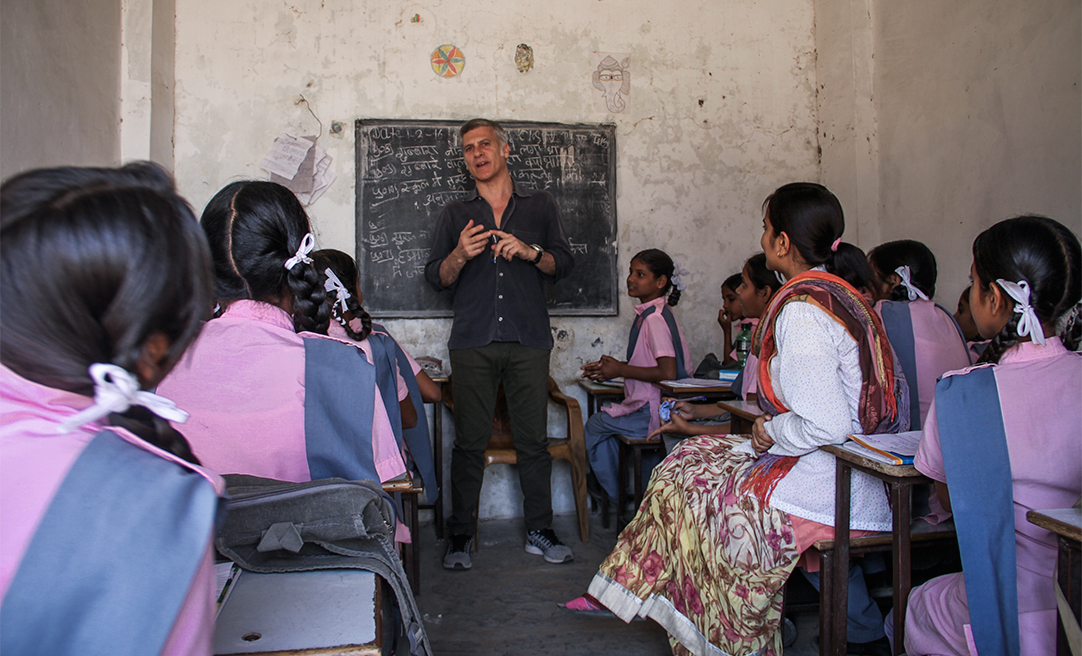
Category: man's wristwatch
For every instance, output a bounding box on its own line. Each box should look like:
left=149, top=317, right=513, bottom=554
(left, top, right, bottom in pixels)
left=528, top=244, right=544, bottom=264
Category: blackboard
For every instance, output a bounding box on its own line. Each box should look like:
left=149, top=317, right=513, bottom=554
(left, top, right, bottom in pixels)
left=355, top=119, right=618, bottom=318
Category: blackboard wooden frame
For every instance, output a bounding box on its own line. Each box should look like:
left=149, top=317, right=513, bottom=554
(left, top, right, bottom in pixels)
left=355, top=119, right=619, bottom=318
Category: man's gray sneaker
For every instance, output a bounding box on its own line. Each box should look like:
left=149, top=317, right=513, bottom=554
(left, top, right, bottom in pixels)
left=443, top=533, right=472, bottom=570
left=525, top=527, right=573, bottom=564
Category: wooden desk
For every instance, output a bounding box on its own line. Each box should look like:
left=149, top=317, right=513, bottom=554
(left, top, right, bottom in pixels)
left=819, top=444, right=931, bottom=656
left=659, top=379, right=734, bottom=400
left=714, top=399, right=760, bottom=434
left=577, top=379, right=624, bottom=417
left=1027, top=508, right=1082, bottom=656
left=214, top=569, right=385, bottom=655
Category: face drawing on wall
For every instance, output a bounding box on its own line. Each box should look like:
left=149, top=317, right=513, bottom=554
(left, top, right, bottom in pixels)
left=592, top=55, right=630, bottom=113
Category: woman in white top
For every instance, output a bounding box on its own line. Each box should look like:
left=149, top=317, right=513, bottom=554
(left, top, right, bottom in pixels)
left=565, top=183, right=908, bottom=656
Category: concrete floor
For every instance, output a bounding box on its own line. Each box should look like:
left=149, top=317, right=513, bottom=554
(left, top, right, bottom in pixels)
left=413, top=512, right=823, bottom=655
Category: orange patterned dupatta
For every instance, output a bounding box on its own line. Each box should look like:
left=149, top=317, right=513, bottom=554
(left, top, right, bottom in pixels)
left=742, top=270, right=909, bottom=502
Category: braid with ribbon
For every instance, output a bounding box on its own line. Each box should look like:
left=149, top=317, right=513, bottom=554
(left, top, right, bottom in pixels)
left=973, top=215, right=1081, bottom=364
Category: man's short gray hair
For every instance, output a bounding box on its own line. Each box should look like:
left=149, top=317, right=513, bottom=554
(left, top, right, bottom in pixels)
left=460, top=118, right=508, bottom=148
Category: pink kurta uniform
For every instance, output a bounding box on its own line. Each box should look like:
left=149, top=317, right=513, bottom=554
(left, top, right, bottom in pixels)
left=906, top=338, right=1082, bottom=656
left=0, top=365, right=224, bottom=656
left=876, top=299, right=972, bottom=426
left=158, top=300, right=406, bottom=484
left=602, top=296, right=693, bottom=435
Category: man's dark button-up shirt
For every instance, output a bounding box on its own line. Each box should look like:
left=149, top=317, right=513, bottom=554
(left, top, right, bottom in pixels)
left=424, top=181, right=574, bottom=350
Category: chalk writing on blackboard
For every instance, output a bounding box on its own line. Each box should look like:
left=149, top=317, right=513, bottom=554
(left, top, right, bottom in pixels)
left=355, top=119, right=618, bottom=318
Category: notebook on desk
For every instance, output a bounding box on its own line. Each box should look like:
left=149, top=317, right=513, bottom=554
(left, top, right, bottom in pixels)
left=838, top=430, right=922, bottom=466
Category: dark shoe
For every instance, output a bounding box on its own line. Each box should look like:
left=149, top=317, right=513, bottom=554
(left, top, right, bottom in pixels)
left=813, top=635, right=892, bottom=656
left=442, top=533, right=472, bottom=570
left=781, top=617, right=797, bottom=648
left=848, top=637, right=891, bottom=656
left=525, top=527, right=573, bottom=563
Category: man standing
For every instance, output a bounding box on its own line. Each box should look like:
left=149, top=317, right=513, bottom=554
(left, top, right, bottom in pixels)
left=425, top=118, right=575, bottom=570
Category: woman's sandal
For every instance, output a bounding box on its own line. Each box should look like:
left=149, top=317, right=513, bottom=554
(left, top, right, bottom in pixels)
left=560, top=594, right=612, bottom=617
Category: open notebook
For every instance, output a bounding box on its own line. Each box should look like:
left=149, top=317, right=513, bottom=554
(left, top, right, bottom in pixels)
left=837, top=430, right=922, bottom=466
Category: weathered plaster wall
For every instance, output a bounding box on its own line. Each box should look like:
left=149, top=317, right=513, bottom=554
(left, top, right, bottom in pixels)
left=819, top=0, right=1081, bottom=306
left=1, top=0, right=122, bottom=179
left=172, top=0, right=821, bottom=519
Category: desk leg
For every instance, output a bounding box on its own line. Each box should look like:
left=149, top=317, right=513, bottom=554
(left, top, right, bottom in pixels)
left=891, top=483, right=912, bottom=656
left=433, top=400, right=444, bottom=540
left=403, top=492, right=420, bottom=596
left=827, top=461, right=852, bottom=656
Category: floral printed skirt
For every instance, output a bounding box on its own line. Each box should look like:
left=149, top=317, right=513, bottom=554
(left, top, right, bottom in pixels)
left=586, top=435, right=800, bottom=656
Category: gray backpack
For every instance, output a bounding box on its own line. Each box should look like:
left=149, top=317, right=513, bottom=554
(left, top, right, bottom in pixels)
left=215, top=475, right=432, bottom=656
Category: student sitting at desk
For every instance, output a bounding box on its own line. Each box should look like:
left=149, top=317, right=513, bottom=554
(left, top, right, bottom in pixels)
left=313, top=248, right=440, bottom=510
left=900, top=215, right=1081, bottom=656
left=868, top=239, right=973, bottom=428
left=0, top=164, right=226, bottom=655
left=566, top=183, right=909, bottom=655
left=717, top=271, right=744, bottom=367
left=580, top=248, right=693, bottom=507
left=728, top=252, right=778, bottom=401
left=158, top=182, right=411, bottom=492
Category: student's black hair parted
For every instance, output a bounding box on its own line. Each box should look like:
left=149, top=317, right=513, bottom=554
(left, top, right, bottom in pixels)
left=973, top=215, right=1081, bottom=364
left=722, top=273, right=743, bottom=293
left=743, top=253, right=777, bottom=293
left=201, top=181, right=330, bottom=335
left=868, top=239, right=938, bottom=301
left=0, top=162, right=213, bottom=464
left=763, top=182, right=845, bottom=273
left=312, top=249, right=373, bottom=342
left=633, top=248, right=681, bottom=306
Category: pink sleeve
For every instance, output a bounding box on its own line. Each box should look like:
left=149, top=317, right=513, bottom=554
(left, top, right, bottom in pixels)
left=915, top=396, right=946, bottom=483
left=395, top=361, right=409, bottom=402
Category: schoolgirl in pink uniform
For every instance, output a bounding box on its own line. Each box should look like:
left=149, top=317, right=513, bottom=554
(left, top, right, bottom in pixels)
left=869, top=239, right=973, bottom=428
left=312, top=248, right=440, bottom=513
left=580, top=248, right=693, bottom=504
left=158, top=181, right=409, bottom=487
left=0, top=163, right=225, bottom=655
left=901, top=216, right=1081, bottom=656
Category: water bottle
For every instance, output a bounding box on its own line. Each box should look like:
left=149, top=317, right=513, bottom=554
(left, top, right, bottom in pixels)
left=734, top=322, right=752, bottom=367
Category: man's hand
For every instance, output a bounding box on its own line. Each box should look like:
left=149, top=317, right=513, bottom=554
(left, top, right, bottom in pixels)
left=453, top=220, right=492, bottom=262
left=750, top=414, right=775, bottom=454
left=488, top=230, right=535, bottom=262
left=440, top=220, right=491, bottom=287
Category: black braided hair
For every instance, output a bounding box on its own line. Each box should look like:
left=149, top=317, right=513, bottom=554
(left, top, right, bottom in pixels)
left=200, top=181, right=330, bottom=335
left=973, top=215, right=1081, bottom=364
left=0, top=162, right=213, bottom=464
left=311, top=249, right=373, bottom=341
left=633, top=248, right=681, bottom=306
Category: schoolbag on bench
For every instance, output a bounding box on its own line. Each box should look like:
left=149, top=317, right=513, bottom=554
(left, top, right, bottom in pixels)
left=215, top=475, right=433, bottom=656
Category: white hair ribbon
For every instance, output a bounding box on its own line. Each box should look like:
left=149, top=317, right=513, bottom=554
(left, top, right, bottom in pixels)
left=996, top=279, right=1046, bottom=346
left=895, top=266, right=929, bottom=301
left=57, top=364, right=190, bottom=433
left=671, top=261, right=691, bottom=292
left=323, top=268, right=352, bottom=313
left=284, top=233, right=315, bottom=270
